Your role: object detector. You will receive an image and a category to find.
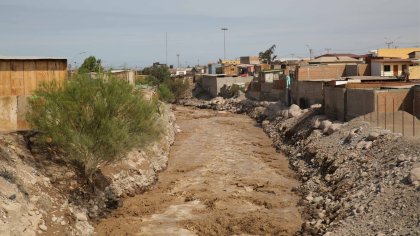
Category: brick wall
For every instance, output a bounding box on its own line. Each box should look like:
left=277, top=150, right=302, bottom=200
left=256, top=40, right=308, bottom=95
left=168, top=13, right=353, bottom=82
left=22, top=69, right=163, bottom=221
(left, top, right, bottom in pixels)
left=296, top=65, right=346, bottom=81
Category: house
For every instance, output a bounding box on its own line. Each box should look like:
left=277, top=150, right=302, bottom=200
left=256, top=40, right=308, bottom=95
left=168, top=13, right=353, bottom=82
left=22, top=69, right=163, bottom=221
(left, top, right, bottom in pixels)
left=208, top=63, right=222, bottom=74
left=199, top=74, right=253, bottom=97
left=246, top=70, right=287, bottom=101
left=377, top=48, right=420, bottom=59
left=0, top=56, right=68, bottom=131
left=110, top=70, right=135, bottom=85
left=308, top=55, right=363, bottom=65
left=408, top=51, right=420, bottom=59
left=220, top=59, right=240, bottom=65
left=240, top=56, right=260, bottom=65
left=370, top=58, right=411, bottom=77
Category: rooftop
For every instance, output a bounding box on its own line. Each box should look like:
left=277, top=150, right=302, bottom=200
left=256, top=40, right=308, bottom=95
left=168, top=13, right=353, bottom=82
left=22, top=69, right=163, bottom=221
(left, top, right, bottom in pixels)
left=0, top=56, right=67, bottom=60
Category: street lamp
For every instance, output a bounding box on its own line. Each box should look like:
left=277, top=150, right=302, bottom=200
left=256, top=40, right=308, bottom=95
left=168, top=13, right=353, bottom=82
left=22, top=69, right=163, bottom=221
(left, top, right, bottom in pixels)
left=221, top=28, right=228, bottom=60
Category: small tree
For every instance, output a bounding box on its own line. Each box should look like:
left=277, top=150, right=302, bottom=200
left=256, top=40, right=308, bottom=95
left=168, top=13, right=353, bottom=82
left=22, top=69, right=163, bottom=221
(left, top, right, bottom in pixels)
left=79, top=56, right=104, bottom=73
left=165, top=78, right=190, bottom=102
left=27, top=74, right=162, bottom=183
left=142, top=65, right=171, bottom=84
left=259, top=44, right=277, bottom=64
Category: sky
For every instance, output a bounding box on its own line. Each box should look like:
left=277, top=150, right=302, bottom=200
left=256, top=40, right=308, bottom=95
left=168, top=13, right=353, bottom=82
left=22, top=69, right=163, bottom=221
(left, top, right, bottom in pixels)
left=0, top=0, right=419, bottom=68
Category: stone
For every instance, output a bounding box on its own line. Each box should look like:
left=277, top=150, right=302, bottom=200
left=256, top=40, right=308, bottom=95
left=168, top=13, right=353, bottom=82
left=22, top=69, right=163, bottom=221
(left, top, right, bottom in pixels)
left=39, top=224, right=47, bottom=231
left=64, top=172, right=75, bottom=178
left=75, top=212, right=88, bottom=222
left=320, top=120, right=332, bottom=132
left=52, top=216, right=57, bottom=222
left=408, top=167, right=420, bottom=185
left=366, top=132, right=380, bottom=141
left=312, top=115, right=328, bottom=129
left=288, top=104, right=302, bottom=118
left=356, top=141, right=373, bottom=150
left=60, top=220, right=66, bottom=226
left=306, top=194, right=314, bottom=202
left=326, top=123, right=342, bottom=135
left=397, top=154, right=406, bottom=162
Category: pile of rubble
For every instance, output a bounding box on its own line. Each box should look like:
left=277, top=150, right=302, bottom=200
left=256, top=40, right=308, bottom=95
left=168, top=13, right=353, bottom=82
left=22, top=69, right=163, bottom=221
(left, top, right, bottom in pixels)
left=186, top=96, right=420, bottom=235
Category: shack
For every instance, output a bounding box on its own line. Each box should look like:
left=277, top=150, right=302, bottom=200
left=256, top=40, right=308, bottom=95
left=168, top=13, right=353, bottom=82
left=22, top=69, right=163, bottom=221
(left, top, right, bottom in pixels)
left=0, top=56, right=67, bottom=131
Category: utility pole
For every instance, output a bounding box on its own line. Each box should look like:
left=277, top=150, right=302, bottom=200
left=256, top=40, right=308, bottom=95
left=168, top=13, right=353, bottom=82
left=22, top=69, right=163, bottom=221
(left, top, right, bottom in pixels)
left=325, top=48, right=332, bottom=54
left=177, top=54, right=180, bottom=68
left=221, top=28, right=228, bottom=60
left=306, top=45, right=313, bottom=59
left=165, top=32, right=168, bottom=65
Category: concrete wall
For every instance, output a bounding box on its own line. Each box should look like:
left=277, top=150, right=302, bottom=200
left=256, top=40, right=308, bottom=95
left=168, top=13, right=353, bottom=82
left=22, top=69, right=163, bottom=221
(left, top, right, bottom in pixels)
left=201, top=75, right=253, bottom=97
left=345, top=88, right=419, bottom=136
left=377, top=48, right=420, bottom=59
left=296, top=65, right=346, bottom=81
left=409, top=66, right=420, bottom=80
left=324, top=86, right=346, bottom=121
left=292, top=81, right=324, bottom=108
left=371, top=62, right=410, bottom=77
left=346, top=89, right=376, bottom=120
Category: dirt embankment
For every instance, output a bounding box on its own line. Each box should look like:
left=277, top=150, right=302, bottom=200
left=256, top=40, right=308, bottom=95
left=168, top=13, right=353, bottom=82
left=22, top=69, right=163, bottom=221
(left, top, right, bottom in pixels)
left=96, top=106, right=302, bottom=235
left=0, top=103, right=176, bottom=236
left=183, top=97, right=420, bottom=235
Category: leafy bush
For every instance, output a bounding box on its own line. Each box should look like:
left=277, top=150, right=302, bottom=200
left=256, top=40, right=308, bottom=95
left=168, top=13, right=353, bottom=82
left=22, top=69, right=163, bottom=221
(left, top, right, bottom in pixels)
left=27, top=74, right=162, bottom=181
left=157, top=83, right=175, bottom=102
left=165, top=78, right=190, bottom=101
left=142, top=66, right=171, bottom=84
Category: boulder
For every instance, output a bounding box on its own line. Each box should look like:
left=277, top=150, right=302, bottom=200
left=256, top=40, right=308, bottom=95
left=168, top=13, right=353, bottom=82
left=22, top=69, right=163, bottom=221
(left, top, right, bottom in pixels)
left=288, top=104, right=302, bottom=118
left=408, top=167, right=420, bottom=186
left=366, top=132, right=380, bottom=141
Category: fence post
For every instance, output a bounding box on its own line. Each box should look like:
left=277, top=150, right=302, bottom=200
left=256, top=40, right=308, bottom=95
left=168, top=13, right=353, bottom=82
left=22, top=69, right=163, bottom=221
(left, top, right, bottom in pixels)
left=392, top=98, right=395, bottom=133
left=377, top=94, right=379, bottom=127
left=384, top=96, right=387, bottom=130
left=402, top=98, right=405, bottom=136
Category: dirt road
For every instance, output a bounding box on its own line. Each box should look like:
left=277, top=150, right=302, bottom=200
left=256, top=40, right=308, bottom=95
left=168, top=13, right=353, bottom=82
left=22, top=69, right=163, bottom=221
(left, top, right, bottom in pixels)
left=96, top=106, right=302, bottom=235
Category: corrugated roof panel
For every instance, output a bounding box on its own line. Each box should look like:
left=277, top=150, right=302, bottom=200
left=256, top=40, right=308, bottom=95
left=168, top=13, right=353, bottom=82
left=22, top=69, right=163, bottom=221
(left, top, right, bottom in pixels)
left=0, top=56, right=67, bottom=60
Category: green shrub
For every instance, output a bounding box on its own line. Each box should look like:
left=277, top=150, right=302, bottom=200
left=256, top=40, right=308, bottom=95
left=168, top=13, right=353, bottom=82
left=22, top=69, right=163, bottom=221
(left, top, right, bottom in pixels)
left=165, top=78, right=190, bottom=101
left=157, top=83, right=175, bottom=102
left=27, top=74, right=162, bottom=182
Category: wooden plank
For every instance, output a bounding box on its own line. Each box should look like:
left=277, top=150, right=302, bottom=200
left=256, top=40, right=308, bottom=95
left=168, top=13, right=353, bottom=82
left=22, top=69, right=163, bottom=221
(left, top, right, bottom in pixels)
left=23, top=61, right=36, bottom=95
left=11, top=61, right=24, bottom=96
left=48, top=60, right=57, bottom=83
left=0, top=61, right=12, bottom=96
left=57, top=60, right=67, bottom=84
left=35, top=60, right=48, bottom=87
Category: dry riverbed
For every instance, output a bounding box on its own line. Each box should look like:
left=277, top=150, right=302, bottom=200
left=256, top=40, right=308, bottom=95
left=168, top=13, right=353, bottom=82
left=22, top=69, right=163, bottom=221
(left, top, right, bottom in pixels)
left=96, top=106, right=302, bottom=235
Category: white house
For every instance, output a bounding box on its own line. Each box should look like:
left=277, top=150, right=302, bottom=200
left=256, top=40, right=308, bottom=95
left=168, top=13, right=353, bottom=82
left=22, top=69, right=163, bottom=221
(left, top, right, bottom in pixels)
left=370, top=58, right=411, bottom=77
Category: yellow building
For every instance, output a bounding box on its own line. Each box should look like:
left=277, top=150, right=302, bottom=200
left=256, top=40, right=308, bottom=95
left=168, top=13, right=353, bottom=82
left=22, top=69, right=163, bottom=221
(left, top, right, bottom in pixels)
left=220, top=59, right=240, bottom=65
left=377, top=48, right=420, bottom=59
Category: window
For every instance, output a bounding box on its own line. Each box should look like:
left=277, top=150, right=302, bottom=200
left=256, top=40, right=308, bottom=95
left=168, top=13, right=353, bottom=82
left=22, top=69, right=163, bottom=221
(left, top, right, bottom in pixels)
left=383, top=65, right=391, bottom=72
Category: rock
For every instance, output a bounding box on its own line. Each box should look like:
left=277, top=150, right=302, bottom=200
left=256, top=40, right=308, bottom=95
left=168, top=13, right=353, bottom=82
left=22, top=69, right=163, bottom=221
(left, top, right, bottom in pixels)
left=320, top=120, right=332, bottom=132
left=60, top=220, right=66, bottom=226
left=64, top=172, right=75, bottom=178
left=306, top=194, right=314, bottom=202
left=8, top=194, right=16, bottom=200
left=397, top=154, right=406, bottom=162
left=366, top=132, right=380, bottom=141
left=326, top=123, right=342, bottom=135
left=75, top=212, right=88, bottom=222
left=288, top=104, right=302, bottom=118
left=39, top=224, right=47, bottom=231
left=408, top=167, right=420, bottom=186
left=310, top=104, right=322, bottom=109
left=52, top=216, right=57, bottom=222
left=312, top=115, right=328, bottom=129
left=356, top=141, right=373, bottom=150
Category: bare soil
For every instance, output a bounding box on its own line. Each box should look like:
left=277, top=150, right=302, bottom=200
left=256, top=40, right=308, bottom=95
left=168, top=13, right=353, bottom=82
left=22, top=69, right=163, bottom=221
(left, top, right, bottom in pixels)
left=96, top=106, right=302, bottom=235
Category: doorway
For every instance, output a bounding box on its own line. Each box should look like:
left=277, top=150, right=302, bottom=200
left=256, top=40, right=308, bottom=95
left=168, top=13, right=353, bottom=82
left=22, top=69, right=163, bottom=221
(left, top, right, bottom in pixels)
left=393, top=65, right=399, bottom=77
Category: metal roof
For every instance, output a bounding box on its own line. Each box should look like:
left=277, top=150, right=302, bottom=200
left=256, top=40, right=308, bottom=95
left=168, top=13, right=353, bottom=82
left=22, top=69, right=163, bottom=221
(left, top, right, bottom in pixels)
left=0, top=56, right=67, bottom=60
